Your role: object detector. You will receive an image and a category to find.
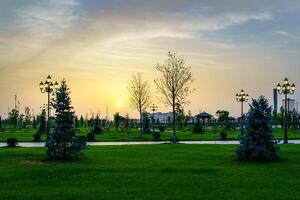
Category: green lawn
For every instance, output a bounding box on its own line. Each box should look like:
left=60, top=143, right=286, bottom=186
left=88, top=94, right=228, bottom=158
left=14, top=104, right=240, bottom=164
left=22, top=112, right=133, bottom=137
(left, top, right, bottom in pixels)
left=0, top=144, right=300, bottom=199
left=0, top=127, right=300, bottom=142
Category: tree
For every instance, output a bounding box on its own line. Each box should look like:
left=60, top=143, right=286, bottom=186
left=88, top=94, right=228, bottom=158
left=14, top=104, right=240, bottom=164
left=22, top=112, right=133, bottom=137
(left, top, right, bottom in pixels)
left=8, top=109, right=19, bottom=128
left=32, top=116, right=37, bottom=129
left=127, top=73, right=152, bottom=137
left=236, top=96, right=279, bottom=161
left=74, top=116, right=79, bottom=128
left=37, top=109, right=47, bottom=134
left=155, top=51, right=193, bottom=143
left=80, top=115, right=84, bottom=127
left=46, top=79, right=86, bottom=160
left=24, top=107, right=31, bottom=128
left=216, top=110, right=230, bottom=128
left=114, top=112, right=121, bottom=131
left=91, top=115, right=103, bottom=135
left=143, top=112, right=151, bottom=134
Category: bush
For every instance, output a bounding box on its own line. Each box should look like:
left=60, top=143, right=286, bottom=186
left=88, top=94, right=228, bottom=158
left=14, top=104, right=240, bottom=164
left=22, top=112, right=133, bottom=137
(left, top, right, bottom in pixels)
left=236, top=96, right=279, bottom=161
left=158, top=126, right=165, bottom=132
left=33, top=133, right=41, bottom=142
left=153, top=131, right=161, bottom=141
left=219, top=129, right=227, bottom=140
left=86, top=132, right=96, bottom=142
left=6, top=138, right=18, bottom=147
left=193, top=119, right=204, bottom=134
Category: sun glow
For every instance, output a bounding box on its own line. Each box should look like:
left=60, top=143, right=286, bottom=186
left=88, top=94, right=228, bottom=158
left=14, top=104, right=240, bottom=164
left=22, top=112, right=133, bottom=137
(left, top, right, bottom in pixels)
left=116, top=100, right=124, bottom=108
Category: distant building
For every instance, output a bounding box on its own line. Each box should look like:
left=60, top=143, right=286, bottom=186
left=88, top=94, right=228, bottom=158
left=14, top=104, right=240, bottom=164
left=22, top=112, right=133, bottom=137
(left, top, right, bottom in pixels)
left=153, top=112, right=174, bottom=124
left=282, top=98, right=296, bottom=112
left=195, top=112, right=213, bottom=125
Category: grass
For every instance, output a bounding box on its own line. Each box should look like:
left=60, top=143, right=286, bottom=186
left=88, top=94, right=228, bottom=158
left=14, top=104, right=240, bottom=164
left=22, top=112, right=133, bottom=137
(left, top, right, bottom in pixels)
left=0, top=127, right=300, bottom=142
left=0, top=144, right=300, bottom=199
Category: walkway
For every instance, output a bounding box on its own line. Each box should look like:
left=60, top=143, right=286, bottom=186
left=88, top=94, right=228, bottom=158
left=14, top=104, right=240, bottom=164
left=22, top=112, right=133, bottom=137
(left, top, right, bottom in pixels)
left=1, top=140, right=300, bottom=147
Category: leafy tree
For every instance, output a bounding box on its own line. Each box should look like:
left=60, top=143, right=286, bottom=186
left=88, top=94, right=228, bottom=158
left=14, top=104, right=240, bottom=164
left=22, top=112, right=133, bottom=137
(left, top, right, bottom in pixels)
left=24, top=107, right=31, bottom=128
left=8, top=109, right=19, bottom=127
left=46, top=79, right=86, bottom=160
left=128, top=73, right=152, bottom=137
left=91, top=115, right=103, bottom=135
left=32, top=116, right=37, bottom=129
left=216, top=110, right=230, bottom=128
left=155, top=52, right=193, bottom=143
left=143, top=112, right=151, bottom=134
left=37, top=109, right=47, bottom=134
left=236, top=96, right=279, bottom=161
left=193, top=118, right=204, bottom=134
left=114, top=112, right=121, bottom=131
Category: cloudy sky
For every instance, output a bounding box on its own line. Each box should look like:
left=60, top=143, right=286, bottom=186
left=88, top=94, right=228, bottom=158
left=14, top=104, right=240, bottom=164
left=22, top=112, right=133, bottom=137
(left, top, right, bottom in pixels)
left=0, top=0, right=299, bottom=118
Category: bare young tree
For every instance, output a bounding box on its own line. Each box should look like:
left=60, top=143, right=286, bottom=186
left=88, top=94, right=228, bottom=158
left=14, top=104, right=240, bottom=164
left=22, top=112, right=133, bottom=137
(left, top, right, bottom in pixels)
left=128, top=73, right=152, bottom=137
left=155, top=51, right=193, bottom=143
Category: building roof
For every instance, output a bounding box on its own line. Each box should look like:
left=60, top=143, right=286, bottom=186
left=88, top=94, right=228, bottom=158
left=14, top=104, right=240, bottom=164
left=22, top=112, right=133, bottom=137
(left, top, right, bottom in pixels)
left=195, top=112, right=213, bottom=118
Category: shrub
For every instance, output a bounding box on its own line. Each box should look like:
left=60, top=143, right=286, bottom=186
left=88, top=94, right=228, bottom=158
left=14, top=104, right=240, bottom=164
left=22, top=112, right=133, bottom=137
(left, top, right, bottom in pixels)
left=219, top=129, right=227, bottom=140
left=193, top=119, right=204, bottom=134
left=7, top=138, right=18, bottom=147
left=86, top=132, right=96, bottom=142
left=236, top=96, right=279, bottom=161
left=33, top=133, right=41, bottom=142
left=153, top=131, right=161, bottom=141
left=158, top=126, right=165, bottom=132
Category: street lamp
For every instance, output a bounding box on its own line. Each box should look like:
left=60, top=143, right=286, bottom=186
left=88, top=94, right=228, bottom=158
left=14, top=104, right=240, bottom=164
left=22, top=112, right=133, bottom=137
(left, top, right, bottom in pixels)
left=276, top=78, right=296, bottom=144
left=150, top=104, right=158, bottom=134
left=236, top=89, right=249, bottom=136
left=39, top=75, right=59, bottom=145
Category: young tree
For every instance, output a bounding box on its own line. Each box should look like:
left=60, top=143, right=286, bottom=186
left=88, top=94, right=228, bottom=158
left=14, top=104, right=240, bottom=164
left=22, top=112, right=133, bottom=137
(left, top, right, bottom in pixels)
left=32, top=116, right=37, bottom=129
left=114, top=112, right=121, bottom=131
left=91, top=115, right=103, bottom=135
left=38, top=109, right=47, bottom=134
left=236, top=96, right=279, bottom=161
left=127, top=73, right=152, bottom=137
left=80, top=115, right=84, bottom=127
left=24, top=107, right=31, bottom=128
left=8, top=109, right=19, bottom=128
left=155, top=51, right=193, bottom=143
left=46, top=79, right=86, bottom=160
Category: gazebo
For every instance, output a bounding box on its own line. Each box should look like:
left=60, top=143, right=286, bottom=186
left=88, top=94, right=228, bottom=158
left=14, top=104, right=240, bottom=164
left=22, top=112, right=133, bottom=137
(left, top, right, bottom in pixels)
left=195, top=112, right=213, bottom=126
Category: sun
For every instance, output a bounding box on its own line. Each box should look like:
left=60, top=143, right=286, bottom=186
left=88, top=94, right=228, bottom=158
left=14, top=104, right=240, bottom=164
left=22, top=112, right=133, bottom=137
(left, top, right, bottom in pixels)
left=116, top=100, right=124, bottom=108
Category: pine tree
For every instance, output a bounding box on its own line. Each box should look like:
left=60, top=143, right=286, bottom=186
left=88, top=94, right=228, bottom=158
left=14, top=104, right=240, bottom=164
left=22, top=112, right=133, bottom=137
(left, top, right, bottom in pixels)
left=38, top=109, right=46, bottom=134
left=236, top=96, right=279, bottom=161
left=46, top=79, right=86, bottom=160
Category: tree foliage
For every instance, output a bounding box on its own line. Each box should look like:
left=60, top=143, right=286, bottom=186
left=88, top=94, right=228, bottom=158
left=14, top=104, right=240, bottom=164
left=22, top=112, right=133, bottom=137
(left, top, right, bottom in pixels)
left=155, top=51, right=193, bottom=143
left=46, top=79, right=86, bottom=160
left=127, top=73, right=152, bottom=137
left=236, top=96, right=279, bottom=161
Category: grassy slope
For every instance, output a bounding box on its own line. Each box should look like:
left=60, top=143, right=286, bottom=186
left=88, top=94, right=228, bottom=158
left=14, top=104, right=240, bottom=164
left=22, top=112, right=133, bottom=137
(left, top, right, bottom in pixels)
left=0, top=145, right=300, bottom=200
left=0, top=127, right=300, bottom=142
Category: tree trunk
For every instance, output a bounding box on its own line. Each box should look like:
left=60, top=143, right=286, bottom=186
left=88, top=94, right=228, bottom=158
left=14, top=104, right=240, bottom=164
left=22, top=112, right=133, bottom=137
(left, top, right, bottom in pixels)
left=172, top=99, right=176, bottom=143
left=140, top=111, right=143, bottom=137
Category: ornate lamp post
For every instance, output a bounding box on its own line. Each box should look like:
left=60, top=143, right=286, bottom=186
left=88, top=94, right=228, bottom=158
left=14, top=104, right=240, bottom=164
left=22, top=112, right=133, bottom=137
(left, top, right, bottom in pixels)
left=39, top=75, right=59, bottom=145
left=236, top=89, right=249, bottom=136
left=276, top=78, right=296, bottom=144
left=150, top=104, right=158, bottom=134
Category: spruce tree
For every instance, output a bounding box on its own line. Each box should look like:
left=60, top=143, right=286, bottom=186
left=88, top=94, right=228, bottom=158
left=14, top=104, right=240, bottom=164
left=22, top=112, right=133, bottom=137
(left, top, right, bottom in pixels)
left=236, top=96, right=279, bottom=161
left=46, top=79, right=86, bottom=160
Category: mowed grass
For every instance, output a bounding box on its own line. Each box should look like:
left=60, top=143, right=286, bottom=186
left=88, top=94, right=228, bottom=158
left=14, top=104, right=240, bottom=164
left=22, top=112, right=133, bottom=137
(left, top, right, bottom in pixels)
left=0, top=145, right=300, bottom=199
left=0, top=127, right=300, bottom=142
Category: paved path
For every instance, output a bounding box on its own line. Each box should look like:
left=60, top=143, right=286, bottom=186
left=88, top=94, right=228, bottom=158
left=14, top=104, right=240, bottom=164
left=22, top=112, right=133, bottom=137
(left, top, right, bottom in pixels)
left=1, top=140, right=300, bottom=147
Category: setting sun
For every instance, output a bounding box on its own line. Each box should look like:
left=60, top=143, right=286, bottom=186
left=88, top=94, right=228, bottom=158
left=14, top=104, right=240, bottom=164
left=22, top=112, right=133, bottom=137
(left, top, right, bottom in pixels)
left=116, top=100, right=124, bottom=108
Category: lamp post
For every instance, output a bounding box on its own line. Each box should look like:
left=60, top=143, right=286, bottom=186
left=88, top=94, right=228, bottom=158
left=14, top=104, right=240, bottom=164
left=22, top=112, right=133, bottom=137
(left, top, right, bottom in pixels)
left=236, top=89, right=249, bottom=137
left=276, top=78, right=296, bottom=144
left=150, top=104, right=158, bottom=134
left=39, top=75, right=59, bottom=145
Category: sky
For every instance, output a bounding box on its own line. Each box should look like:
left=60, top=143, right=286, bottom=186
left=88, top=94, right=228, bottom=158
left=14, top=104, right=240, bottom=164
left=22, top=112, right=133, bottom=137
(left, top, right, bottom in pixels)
left=0, top=0, right=300, bottom=119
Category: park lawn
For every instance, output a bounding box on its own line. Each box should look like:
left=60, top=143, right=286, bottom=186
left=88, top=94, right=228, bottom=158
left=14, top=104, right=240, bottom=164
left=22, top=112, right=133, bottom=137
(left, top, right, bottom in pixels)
left=0, top=127, right=300, bottom=142
left=0, top=144, right=300, bottom=199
